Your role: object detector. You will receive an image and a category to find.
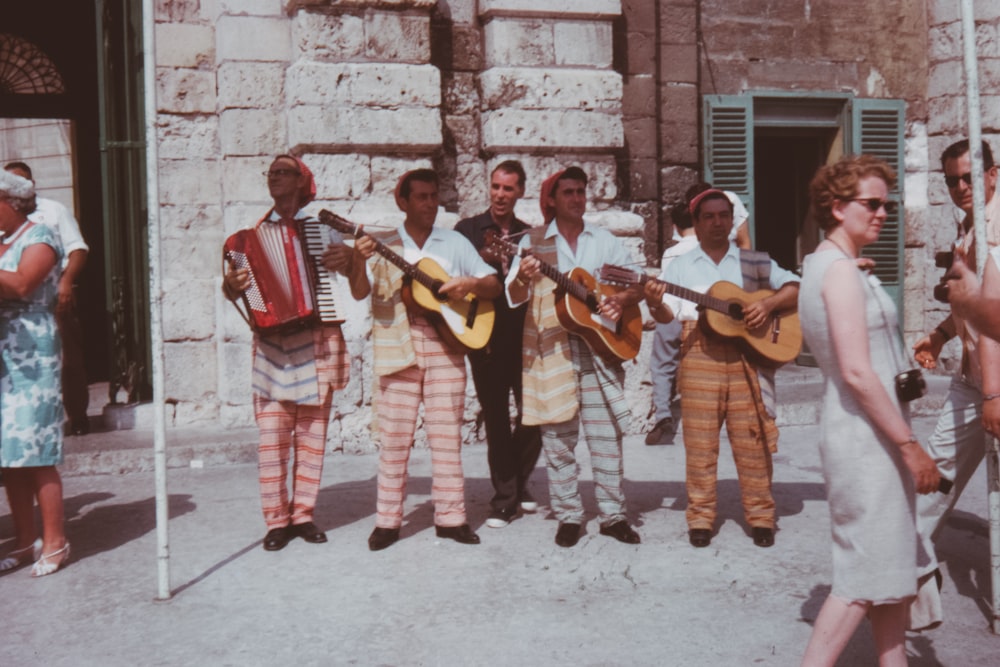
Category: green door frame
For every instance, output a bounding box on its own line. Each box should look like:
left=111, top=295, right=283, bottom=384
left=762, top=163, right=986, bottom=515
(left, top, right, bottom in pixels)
left=95, top=0, right=151, bottom=403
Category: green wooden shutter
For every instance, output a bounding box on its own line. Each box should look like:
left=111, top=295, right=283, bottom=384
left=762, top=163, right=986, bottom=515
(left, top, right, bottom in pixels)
left=703, top=95, right=755, bottom=235
left=850, top=98, right=905, bottom=312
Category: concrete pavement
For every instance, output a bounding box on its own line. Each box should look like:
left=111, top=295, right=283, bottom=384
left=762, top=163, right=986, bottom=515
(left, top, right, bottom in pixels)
left=2, top=395, right=998, bottom=665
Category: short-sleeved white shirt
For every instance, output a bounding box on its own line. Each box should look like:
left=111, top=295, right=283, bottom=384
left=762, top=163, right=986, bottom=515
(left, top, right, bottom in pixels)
left=28, top=197, right=88, bottom=270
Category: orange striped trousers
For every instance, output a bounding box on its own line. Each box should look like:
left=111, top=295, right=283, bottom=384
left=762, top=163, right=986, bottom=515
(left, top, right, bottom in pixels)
left=375, top=319, right=468, bottom=529
left=678, top=326, right=775, bottom=531
left=253, top=326, right=347, bottom=530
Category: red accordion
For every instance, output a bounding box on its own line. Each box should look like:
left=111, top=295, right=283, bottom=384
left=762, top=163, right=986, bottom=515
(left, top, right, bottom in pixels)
left=223, top=219, right=346, bottom=335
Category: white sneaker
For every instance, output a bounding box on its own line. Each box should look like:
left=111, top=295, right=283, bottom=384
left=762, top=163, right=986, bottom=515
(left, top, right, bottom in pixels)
left=486, top=508, right=514, bottom=528
left=519, top=495, right=538, bottom=513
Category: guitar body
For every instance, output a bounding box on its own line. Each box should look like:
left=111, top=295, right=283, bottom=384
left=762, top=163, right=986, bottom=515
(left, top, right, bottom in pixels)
left=555, top=267, right=642, bottom=363
left=315, top=210, right=495, bottom=353
left=405, top=256, right=495, bottom=352
left=701, top=281, right=802, bottom=365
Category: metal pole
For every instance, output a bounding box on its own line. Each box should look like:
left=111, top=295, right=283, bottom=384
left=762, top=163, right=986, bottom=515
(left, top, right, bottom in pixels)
left=959, top=0, right=999, bottom=635
left=142, top=0, right=171, bottom=601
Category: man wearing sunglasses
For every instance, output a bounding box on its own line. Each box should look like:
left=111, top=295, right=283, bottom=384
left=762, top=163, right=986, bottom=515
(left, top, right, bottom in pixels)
left=909, top=139, right=1000, bottom=631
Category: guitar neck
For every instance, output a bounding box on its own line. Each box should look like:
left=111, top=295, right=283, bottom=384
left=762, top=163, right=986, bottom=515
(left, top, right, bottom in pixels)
left=633, top=273, right=732, bottom=316
left=502, top=241, right=593, bottom=308
left=318, top=210, right=441, bottom=292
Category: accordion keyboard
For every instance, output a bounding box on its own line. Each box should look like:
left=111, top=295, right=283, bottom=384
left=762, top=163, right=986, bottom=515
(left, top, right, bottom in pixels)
left=301, top=220, right=346, bottom=324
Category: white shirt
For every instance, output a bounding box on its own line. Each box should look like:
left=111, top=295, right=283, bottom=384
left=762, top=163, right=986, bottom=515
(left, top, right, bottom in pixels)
left=726, top=191, right=750, bottom=243
left=505, top=220, right=632, bottom=307
left=28, top=197, right=88, bottom=270
left=396, top=225, right=496, bottom=279
left=659, top=244, right=799, bottom=322
left=657, top=235, right=700, bottom=320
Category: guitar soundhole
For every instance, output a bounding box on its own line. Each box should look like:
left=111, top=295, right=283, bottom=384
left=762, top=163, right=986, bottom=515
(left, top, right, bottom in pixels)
left=431, top=280, right=447, bottom=302
left=727, top=302, right=744, bottom=321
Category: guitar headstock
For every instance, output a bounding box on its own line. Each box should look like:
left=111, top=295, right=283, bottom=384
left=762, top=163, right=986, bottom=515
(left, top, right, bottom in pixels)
left=318, top=209, right=362, bottom=238
left=483, top=229, right=525, bottom=264
left=599, top=264, right=642, bottom=287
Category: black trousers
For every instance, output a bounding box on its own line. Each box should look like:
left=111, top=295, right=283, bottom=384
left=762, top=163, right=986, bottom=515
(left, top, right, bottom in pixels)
left=469, top=343, right=542, bottom=513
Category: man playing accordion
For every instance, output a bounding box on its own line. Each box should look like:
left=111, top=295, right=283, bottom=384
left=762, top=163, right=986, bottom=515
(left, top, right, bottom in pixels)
left=223, top=154, right=370, bottom=552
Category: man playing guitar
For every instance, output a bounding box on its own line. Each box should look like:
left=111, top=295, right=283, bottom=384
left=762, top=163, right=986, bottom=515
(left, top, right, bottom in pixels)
left=356, top=168, right=501, bottom=551
left=506, top=166, right=643, bottom=548
left=644, top=188, right=799, bottom=550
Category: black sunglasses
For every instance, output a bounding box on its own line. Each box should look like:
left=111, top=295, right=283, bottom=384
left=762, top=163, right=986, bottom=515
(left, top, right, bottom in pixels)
left=850, top=198, right=898, bottom=214
left=944, top=172, right=972, bottom=189
left=263, top=169, right=301, bottom=178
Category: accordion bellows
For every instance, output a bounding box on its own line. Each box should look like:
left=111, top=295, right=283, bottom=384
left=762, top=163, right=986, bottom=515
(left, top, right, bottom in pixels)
left=224, top=220, right=345, bottom=334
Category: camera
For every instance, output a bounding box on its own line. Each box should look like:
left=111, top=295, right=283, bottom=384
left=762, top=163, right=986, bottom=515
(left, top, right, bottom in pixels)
left=932, top=249, right=954, bottom=303
left=895, top=368, right=927, bottom=402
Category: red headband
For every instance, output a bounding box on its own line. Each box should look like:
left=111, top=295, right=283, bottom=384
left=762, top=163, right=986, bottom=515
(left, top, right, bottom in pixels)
left=275, top=154, right=316, bottom=208
left=539, top=169, right=566, bottom=222
left=688, top=188, right=727, bottom=215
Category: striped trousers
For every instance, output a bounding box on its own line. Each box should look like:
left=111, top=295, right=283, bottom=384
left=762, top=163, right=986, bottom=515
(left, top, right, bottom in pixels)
left=375, top=319, right=468, bottom=529
left=542, top=336, right=627, bottom=526
left=253, top=326, right=348, bottom=530
left=678, top=327, right=775, bottom=530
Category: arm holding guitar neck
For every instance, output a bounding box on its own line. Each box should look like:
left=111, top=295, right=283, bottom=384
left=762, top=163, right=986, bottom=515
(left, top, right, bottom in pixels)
left=643, top=279, right=676, bottom=324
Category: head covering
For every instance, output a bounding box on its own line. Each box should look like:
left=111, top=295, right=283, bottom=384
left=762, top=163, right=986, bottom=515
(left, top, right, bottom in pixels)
left=688, top=188, right=728, bottom=216
left=0, top=169, right=35, bottom=200
left=539, top=169, right=566, bottom=222
left=394, top=170, right=413, bottom=212
left=274, top=154, right=316, bottom=208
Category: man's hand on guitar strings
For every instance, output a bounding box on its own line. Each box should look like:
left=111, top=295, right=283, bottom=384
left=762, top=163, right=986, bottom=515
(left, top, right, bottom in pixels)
left=742, top=298, right=773, bottom=330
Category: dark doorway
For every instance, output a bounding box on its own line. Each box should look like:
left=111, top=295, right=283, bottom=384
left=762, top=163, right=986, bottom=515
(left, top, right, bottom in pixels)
left=1, top=5, right=109, bottom=385
left=753, top=130, right=837, bottom=272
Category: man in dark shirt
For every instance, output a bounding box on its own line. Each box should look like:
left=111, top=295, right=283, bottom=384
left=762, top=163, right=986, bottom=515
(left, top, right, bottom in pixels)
left=455, top=160, right=542, bottom=528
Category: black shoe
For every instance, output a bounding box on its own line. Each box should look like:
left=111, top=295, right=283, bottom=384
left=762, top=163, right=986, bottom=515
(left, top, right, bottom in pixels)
left=486, top=507, right=517, bottom=529
left=752, top=527, right=775, bottom=548
left=555, top=522, right=581, bottom=548
left=263, top=526, right=291, bottom=551
left=688, top=528, right=712, bottom=548
left=70, top=418, right=90, bottom=436
left=291, top=521, right=327, bottom=544
left=368, top=527, right=400, bottom=551
left=435, top=524, right=481, bottom=545
left=644, top=418, right=675, bottom=445
left=599, top=520, right=641, bottom=544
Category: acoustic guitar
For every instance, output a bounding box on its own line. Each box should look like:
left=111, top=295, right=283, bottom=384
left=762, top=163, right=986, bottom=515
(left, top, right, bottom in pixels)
left=485, top=231, right=641, bottom=364
left=599, top=264, right=802, bottom=366
left=318, top=209, right=495, bottom=352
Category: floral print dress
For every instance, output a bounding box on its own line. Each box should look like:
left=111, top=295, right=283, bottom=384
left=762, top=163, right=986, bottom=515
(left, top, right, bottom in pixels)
left=0, top=222, right=64, bottom=467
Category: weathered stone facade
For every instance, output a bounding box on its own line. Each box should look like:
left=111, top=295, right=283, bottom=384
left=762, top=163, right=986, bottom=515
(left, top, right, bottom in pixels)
left=150, top=0, right=1000, bottom=448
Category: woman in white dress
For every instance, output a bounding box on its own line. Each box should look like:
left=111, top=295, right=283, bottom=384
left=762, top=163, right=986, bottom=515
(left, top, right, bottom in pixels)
left=798, top=155, right=940, bottom=666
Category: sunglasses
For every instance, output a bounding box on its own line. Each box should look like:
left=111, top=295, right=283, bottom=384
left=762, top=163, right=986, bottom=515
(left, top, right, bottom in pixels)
left=944, top=172, right=972, bottom=189
left=850, top=198, right=898, bottom=214
left=263, top=169, right=301, bottom=178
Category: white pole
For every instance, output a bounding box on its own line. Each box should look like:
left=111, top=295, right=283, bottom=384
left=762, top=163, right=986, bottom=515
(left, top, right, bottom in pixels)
left=959, top=0, right=1000, bottom=635
left=142, top=0, right=171, bottom=601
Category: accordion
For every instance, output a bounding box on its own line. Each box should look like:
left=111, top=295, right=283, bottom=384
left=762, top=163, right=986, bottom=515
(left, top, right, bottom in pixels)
left=223, top=218, right=347, bottom=335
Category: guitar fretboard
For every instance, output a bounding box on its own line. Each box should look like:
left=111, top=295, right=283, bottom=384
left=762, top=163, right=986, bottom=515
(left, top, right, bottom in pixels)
left=496, top=238, right=596, bottom=311
left=318, top=209, right=443, bottom=297
left=601, top=266, right=738, bottom=318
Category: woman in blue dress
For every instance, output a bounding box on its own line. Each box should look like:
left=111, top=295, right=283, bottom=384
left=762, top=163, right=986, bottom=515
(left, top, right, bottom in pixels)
left=0, top=169, right=69, bottom=577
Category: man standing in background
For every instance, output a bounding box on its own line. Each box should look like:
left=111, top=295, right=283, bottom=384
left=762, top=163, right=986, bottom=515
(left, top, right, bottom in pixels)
left=455, top=160, right=542, bottom=528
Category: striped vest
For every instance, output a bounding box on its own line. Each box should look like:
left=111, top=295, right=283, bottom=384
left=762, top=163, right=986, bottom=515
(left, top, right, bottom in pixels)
left=739, top=249, right=777, bottom=419
left=369, top=229, right=418, bottom=377
left=520, top=227, right=579, bottom=426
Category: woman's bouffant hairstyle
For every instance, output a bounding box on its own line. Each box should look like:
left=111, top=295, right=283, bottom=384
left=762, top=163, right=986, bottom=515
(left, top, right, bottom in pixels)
left=809, top=155, right=897, bottom=232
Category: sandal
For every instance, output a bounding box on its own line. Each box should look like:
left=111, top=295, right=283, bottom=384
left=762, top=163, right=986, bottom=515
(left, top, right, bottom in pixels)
left=31, top=542, right=71, bottom=578
left=0, top=538, right=42, bottom=574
